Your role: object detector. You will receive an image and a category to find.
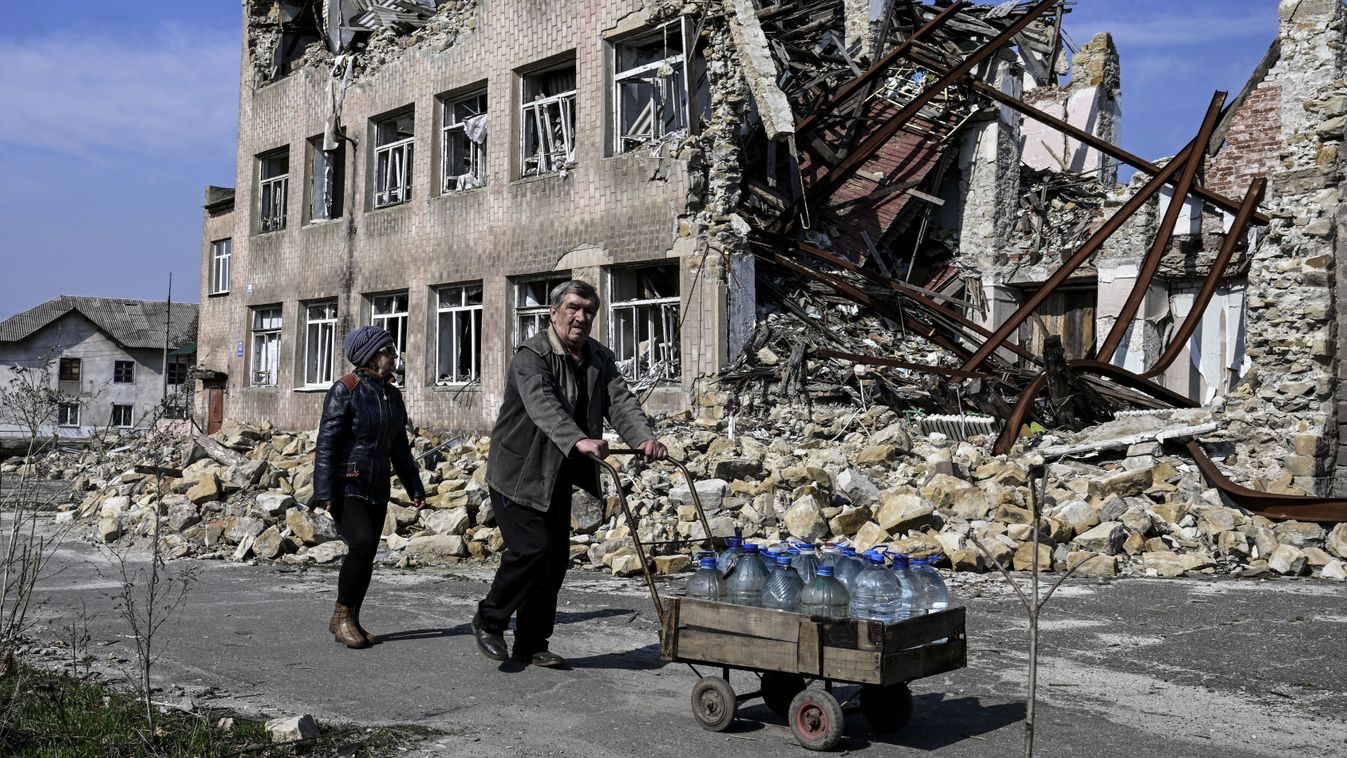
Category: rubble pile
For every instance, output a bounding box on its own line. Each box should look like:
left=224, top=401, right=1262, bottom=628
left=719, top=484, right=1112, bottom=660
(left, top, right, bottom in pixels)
left=10, top=408, right=1344, bottom=583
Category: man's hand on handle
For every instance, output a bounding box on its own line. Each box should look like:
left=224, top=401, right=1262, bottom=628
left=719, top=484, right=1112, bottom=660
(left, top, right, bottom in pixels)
left=576, top=438, right=610, bottom=459
left=638, top=439, right=668, bottom=463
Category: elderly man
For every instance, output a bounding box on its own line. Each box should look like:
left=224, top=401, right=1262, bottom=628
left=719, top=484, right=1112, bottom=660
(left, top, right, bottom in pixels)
left=473, top=279, right=666, bottom=668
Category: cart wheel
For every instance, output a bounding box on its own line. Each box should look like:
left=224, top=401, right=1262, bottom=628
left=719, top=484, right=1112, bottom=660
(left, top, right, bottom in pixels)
left=789, top=689, right=845, bottom=751
left=859, top=683, right=913, bottom=732
left=761, top=671, right=807, bottom=716
left=691, top=676, right=737, bottom=732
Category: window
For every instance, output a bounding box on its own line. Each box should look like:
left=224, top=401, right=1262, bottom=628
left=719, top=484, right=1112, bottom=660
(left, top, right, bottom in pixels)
left=210, top=238, right=231, bottom=294
left=514, top=276, right=570, bottom=345
left=259, top=149, right=289, bottom=232
left=370, top=293, right=409, bottom=356
left=441, top=90, right=488, bottom=192
left=110, top=404, right=134, bottom=428
left=436, top=284, right=483, bottom=384
left=309, top=137, right=345, bottom=221
left=374, top=111, right=415, bottom=208
left=250, top=306, right=282, bottom=386
left=113, top=360, right=135, bottom=384
left=520, top=65, right=577, bottom=177
left=612, top=21, right=705, bottom=153
left=609, top=265, right=680, bottom=383
left=57, top=402, right=80, bottom=427
left=166, top=359, right=190, bottom=386
left=58, top=357, right=81, bottom=382
left=303, top=301, right=338, bottom=386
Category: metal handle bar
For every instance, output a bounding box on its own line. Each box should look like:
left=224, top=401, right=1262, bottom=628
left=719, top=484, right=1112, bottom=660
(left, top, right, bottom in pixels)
left=589, top=449, right=718, bottom=625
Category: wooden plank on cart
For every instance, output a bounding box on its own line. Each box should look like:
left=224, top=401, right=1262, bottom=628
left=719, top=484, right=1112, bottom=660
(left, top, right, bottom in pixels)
left=676, top=628, right=799, bottom=672
left=882, top=607, right=966, bottom=651
left=678, top=598, right=802, bottom=643
left=880, top=638, right=968, bottom=686
left=659, top=597, right=681, bottom=661
left=797, top=619, right=822, bottom=675
left=819, top=646, right=884, bottom=684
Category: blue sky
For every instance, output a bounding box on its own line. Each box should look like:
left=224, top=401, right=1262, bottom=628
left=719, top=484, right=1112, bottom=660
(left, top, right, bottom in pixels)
left=0, top=1, right=1280, bottom=319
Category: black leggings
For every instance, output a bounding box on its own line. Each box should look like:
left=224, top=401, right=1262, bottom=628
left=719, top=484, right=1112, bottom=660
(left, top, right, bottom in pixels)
left=334, top=495, right=387, bottom=608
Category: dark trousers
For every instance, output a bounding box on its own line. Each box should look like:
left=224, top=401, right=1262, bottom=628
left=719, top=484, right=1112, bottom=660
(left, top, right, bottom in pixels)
left=334, top=494, right=388, bottom=608
left=477, top=479, right=574, bottom=655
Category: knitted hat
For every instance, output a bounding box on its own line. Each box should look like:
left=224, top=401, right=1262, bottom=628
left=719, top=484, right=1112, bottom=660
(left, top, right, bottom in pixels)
left=343, top=325, right=395, bottom=367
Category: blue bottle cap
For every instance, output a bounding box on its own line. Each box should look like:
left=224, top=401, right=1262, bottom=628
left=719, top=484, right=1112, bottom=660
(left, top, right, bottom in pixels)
left=699, top=557, right=717, bottom=569
left=775, top=554, right=792, bottom=566
left=892, top=554, right=910, bottom=567
left=841, top=547, right=856, bottom=557
left=788, top=546, right=800, bottom=555
left=800, top=544, right=817, bottom=554
left=726, top=536, right=743, bottom=547
left=816, top=565, right=834, bottom=577
left=912, top=555, right=928, bottom=565
left=743, top=544, right=759, bottom=554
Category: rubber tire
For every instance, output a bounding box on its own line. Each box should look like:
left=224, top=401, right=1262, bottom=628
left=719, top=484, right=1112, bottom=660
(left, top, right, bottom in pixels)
left=859, top=683, right=913, bottom=733
left=761, top=671, right=808, bottom=716
left=691, top=676, right=737, bottom=732
left=788, top=689, right=845, bottom=751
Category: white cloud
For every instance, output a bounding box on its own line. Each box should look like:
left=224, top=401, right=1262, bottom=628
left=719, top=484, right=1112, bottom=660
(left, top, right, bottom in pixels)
left=0, top=26, right=238, bottom=157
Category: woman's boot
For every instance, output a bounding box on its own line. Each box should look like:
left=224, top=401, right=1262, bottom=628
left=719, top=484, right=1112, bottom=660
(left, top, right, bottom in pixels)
left=329, top=603, right=371, bottom=649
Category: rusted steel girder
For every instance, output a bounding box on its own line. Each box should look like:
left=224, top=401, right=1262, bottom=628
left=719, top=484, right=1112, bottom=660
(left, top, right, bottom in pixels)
left=960, top=139, right=1198, bottom=374
left=1095, top=91, right=1228, bottom=362
left=1142, top=179, right=1266, bottom=378
left=795, top=1, right=968, bottom=135
left=1183, top=441, right=1347, bottom=522
left=800, top=0, right=1059, bottom=213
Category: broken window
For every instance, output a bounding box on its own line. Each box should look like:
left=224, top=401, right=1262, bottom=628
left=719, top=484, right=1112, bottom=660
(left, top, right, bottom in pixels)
left=303, top=301, right=338, bottom=386
left=309, top=137, right=345, bottom=221
left=441, top=90, right=488, bottom=192
left=436, top=283, right=483, bottom=385
left=374, top=110, right=415, bottom=208
left=520, top=64, right=577, bottom=177
left=110, top=404, right=133, bottom=428
left=166, top=358, right=190, bottom=386
left=210, top=238, right=232, bottom=295
left=514, top=276, right=570, bottom=345
left=57, top=402, right=79, bottom=427
left=608, top=265, right=681, bottom=384
left=259, top=149, right=290, bottom=232
left=250, top=306, right=282, bottom=386
left=58, top=357, right=81, bottom=382
left=612, top=21, right=707, bottom=153
left=370, top=292, right=408, bottom=386
left=113, top=361, right=135, bottom=384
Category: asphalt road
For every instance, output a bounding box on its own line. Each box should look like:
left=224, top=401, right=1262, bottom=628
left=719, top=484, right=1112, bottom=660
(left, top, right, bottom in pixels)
left=23, top=538, right=1347, bottom=757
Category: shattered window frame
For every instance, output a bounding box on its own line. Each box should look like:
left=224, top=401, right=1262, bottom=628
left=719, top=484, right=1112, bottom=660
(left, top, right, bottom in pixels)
left=607, top=264, right=681, bottom=384
left=370, top=292, right=409, bottom=387
left=373, top=110, right=416, bottom=208
left=513, top=275, right=571, bottom=346
left=258, top=148, right=290, bottom=233
left=57, top=402, right=80, bottom=427
left=209, top=238, right=231, bottom=295
left=58, top=357, right=81, bottom=382
left=113, top=360, right=135, bottom=384
left=302, top=300, right=338, bottom=388
left=250, top=306, right=282, bottom=387
left=611, top=20, right=691, bottom=153
left=519, top=63, right=578, bottom=178
left=165, top=358, right=190, bottom=386
left=109, top=403, right=134, bottom=429
left=441, top=89, right=488, bottom=193
left=307, top=136, right=345, bottom=223
left=435, top=283, right=483, bottom=386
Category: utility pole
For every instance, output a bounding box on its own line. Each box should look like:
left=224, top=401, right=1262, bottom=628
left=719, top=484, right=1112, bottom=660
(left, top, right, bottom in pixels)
left=161, top=273, right=173, bottom=403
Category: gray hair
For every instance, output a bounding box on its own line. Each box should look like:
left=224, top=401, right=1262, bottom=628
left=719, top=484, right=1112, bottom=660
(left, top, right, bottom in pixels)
left=548, top=279, right=601, bottom=310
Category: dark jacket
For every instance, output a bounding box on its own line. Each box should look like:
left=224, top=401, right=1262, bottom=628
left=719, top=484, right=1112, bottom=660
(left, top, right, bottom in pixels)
left=487, top=327, right=656, bottom=512
left=314, top=369, right=425, bottom=507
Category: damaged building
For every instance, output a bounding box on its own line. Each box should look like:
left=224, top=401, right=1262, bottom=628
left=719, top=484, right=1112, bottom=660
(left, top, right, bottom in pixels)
left=198, top=0, right=1347, bottom=510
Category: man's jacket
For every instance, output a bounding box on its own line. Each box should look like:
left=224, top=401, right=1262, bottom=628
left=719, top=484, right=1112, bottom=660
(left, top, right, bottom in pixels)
left=487, top=327, right=656, bottom=512
left=314, top=369, right=425, bottom=507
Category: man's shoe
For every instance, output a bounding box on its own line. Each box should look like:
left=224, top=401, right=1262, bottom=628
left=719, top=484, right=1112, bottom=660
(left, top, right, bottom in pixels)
left=514, top=650, right=565, bottom=668
left=471, top=615, right=508, bottom=661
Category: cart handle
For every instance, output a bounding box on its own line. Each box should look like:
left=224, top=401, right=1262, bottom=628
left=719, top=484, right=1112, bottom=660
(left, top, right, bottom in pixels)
left=588, top=449, right=718, bottom=626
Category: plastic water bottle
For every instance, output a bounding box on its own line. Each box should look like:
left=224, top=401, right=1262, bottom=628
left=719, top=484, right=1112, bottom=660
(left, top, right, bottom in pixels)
left=833, top=546, right=864, bottom=590
left=848, top=551, right=888, bottom=621
left=685, top=556, right=727, bottom=602
left=910, top=555, right=949, bottom=613
left=727, top=544, right=770, bottom=606
left=891, top=553, right=922, bottom=615
left=760, top=554, right=804, bottom=612
left=819, top=543, right=840, bottom=569
left=717, top=536, right=745, bottom=576
left=791, top=544, right=820, bottom=584
left=798, top=565, right=851, bottom=619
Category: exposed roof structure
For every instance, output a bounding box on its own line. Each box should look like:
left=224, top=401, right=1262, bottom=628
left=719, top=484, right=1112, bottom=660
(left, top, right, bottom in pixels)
left=0, top=296, right=198, bottom=351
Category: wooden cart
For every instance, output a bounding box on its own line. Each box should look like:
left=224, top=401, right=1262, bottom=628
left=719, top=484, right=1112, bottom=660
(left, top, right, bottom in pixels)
left=595, top=452, right=967, bottom=750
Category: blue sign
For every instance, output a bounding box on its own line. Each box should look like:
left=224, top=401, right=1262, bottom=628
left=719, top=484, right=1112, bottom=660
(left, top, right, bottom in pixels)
left=236, top=341, right=244, bottom=357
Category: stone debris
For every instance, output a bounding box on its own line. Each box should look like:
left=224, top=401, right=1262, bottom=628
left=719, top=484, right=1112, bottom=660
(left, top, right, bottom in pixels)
left=7, top=406, right=1341, bottom=584
left=265, top=714, right=319, bottom=743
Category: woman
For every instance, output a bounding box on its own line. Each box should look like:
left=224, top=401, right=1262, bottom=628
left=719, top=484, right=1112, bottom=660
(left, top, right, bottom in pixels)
left=313, top=325, right=426, bottom=648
